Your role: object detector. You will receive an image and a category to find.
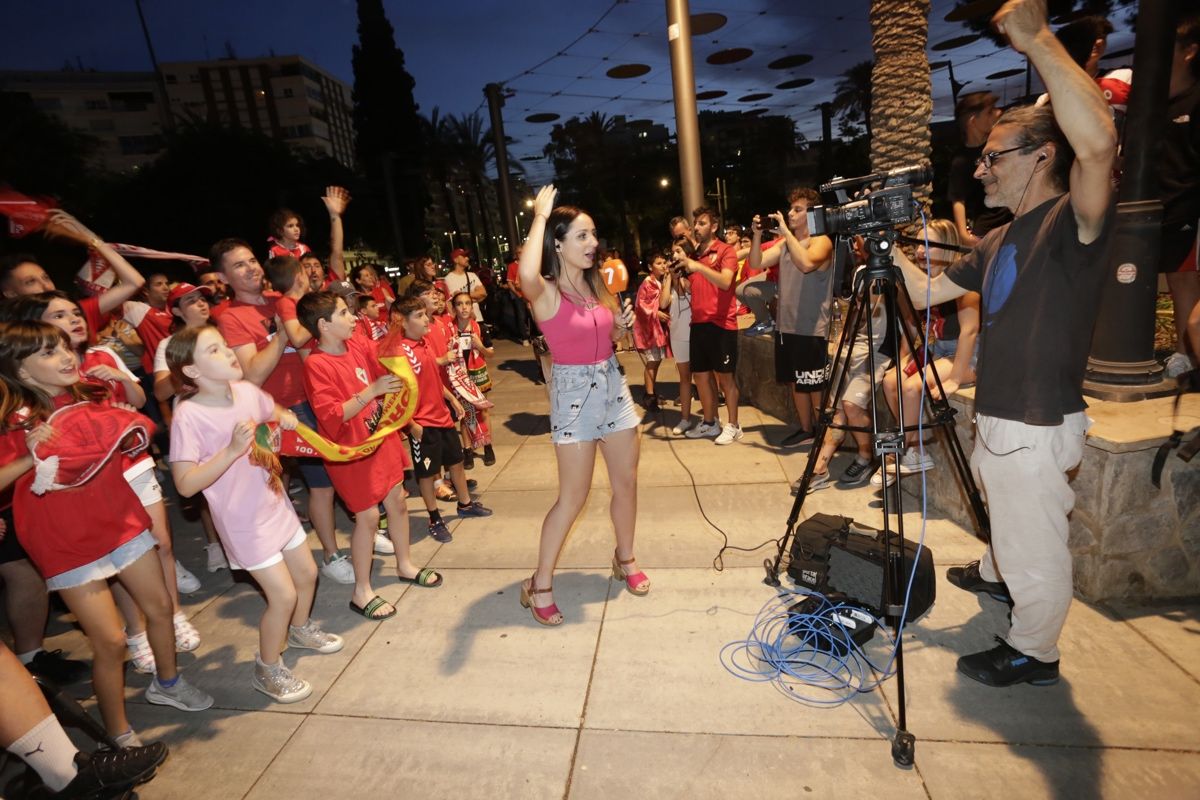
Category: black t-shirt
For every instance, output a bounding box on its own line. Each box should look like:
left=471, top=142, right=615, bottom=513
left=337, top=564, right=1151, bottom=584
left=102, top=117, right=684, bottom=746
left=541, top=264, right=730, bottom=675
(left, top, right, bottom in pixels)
left=946, top=194, right=1114, bottom=425
left=1159, top=81, right=1200, bottom=227
left=948, top=145, right=1014, bottom=237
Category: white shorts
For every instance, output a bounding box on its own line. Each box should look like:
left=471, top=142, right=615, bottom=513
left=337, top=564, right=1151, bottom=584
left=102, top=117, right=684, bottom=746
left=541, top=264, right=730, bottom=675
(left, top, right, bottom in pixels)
left=233, top=526, right=309, bottom=572
left=669, top=293, right=691, bottom=364
left=126, top=464, right=163, bottom=507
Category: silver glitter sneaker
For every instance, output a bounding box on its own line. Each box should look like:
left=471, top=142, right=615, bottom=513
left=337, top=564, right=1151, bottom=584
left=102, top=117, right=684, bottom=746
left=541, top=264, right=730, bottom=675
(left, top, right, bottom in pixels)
left=252, top=658, right=312, bottom=704
left=287, top=620, right=345, bottom=654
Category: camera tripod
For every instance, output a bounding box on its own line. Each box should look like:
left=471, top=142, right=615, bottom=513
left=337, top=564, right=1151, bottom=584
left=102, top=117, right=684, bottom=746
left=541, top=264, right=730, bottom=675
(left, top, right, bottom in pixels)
left=763, top=229, right=991, bottom=768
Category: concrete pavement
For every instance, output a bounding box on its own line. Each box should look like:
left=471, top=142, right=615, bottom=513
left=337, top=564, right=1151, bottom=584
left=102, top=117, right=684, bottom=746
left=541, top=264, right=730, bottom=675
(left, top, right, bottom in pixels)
left=5, top=339, right=1199, bottom=799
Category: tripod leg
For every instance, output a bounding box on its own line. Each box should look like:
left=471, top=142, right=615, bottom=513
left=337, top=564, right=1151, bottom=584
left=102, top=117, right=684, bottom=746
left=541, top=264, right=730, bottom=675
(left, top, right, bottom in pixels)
left=893, top=282, right=992, bottom=542
left=764, top=281, right=872, bottom=585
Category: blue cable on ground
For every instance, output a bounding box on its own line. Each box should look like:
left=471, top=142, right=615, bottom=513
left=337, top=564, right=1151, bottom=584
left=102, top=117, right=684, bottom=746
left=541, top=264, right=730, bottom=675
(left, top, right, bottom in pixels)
left=720, top=209, right=935, bottom=706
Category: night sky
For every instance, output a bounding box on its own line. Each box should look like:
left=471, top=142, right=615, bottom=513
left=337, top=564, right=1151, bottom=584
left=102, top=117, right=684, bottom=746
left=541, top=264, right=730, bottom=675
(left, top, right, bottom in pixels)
left=4, top=1, right=1136, bottom=185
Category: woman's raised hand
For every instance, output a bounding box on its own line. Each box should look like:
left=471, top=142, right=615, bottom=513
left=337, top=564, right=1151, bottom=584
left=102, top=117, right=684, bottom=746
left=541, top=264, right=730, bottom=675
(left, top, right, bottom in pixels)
left=532, top=185, right=557, bottom=220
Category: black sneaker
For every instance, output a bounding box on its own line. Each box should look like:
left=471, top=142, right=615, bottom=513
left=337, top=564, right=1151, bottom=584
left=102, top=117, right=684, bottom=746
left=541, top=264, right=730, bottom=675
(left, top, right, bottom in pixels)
left=947, top=561, right=1013, bottom=603
left=957, top=636, right=1060, bottom=687
left=26, top=649, right=89, bottom=685
left=837, top=457, right=875, bottom=486
left=779, top=428, right=815, bottom=448
left=56, top=742, right=169, bottom=798
left=482, top=445, right=496, bottom=466
left=462, top=450, right=475, bottom=470
left=428, top=520, right=453, bottom=543
left=456, top=500, right=493, bottom=518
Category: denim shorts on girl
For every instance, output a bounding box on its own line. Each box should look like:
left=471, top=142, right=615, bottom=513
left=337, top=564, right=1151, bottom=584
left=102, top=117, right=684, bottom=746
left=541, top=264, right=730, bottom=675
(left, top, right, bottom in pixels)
left=45, top=530, right=158, bottom=591
left=550, top=355, right=640, bottom=444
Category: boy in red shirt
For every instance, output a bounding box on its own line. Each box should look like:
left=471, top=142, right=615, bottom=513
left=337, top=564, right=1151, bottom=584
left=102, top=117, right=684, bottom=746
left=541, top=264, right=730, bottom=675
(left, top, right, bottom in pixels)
left=394, top=297, right=492, bottom=543
left=297, top=292, right=443, bottom=620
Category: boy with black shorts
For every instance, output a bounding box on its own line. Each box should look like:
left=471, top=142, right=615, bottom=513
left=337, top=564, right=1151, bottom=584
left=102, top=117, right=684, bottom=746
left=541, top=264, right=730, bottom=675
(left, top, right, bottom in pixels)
left=396, top=298, right=492, bottom=543
left=678, top=207, right=743, bottom=444
left=748, top=188, right=835, bottom=448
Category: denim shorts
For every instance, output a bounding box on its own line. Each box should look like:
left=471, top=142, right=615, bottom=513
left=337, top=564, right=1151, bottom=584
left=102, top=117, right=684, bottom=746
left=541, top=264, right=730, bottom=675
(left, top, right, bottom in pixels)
left=45, top=530, right=157, bottom=591
left=550, top=356, right=640, bottom=444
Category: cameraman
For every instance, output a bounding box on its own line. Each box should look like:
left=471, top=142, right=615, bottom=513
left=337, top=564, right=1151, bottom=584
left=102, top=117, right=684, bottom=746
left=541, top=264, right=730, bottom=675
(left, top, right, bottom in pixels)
left=748, top=189, right=834, bottom=449
left=894, top=0, right=1117, bottom=688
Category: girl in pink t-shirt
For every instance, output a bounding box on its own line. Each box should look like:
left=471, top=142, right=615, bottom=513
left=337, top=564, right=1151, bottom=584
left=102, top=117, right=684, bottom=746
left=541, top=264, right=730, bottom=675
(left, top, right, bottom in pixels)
left=167, top=326, right=343, bottom=704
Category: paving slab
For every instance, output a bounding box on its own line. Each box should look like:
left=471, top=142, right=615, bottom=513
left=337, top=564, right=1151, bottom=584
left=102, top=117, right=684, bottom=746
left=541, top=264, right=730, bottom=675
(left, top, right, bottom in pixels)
left=570, top=729, right=929, bottom=800
left=245, top=716, right=575, bottom=800
left=1105, top=600, right=1200, bottom=684
left=131, top=706, right=302, bottom=800
left=879, top=572, right=1200, bottom=750
left=917, top=741, right=1200, bottom=800
left=315, top=568, right=606, bottom=728
left=587, top=567, right=897, bottom=739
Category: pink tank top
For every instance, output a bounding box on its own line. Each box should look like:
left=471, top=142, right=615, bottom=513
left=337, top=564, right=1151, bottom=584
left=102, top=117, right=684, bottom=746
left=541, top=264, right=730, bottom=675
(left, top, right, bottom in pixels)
left=538, top=294, right=615, bottom=365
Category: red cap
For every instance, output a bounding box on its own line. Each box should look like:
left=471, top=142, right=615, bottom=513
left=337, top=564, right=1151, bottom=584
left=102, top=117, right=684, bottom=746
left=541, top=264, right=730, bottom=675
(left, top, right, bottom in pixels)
left=167, top=282, right=213, bottom=307
left=449, top=248, right=470, bottom=261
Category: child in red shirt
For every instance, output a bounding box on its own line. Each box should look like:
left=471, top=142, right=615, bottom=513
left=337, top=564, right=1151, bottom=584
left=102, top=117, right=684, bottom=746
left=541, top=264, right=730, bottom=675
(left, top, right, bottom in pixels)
left=5, top=291, right=201, bottom=657
left=394, top=297, right=492, bottom=544
left=298, top=293, right=443, bottom=617
left=0, top=321, right=212, bottom=744
left=267, top=207, right=312, bottom=261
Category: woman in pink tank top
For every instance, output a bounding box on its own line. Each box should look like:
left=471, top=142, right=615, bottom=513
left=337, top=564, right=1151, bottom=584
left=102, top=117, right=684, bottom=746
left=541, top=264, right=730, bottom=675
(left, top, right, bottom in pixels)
left=515, top=185, right=648, bottom=627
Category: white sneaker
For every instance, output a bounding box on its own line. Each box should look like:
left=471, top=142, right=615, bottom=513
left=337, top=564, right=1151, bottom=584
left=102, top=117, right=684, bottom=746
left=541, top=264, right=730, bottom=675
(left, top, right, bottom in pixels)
left=125, top=631, right=155, bottom=674
left=173, top=612, right=200, bottom=653
left=1165, top=351, right=1195, bottom=378
left=175, top=560, right=201, bottom=594
left=714, top=423, right=743, bottom=445
left=373, top=531, right=395, bottom=555
left=319, top=552, right=355, bottom=585
left=287, top=620, right=345, bottom=654
left=146, top=674, right=214, bottom=711
left=205, top=543, right=228, bottom=573
left=869, top=467, right=897, bottom=488
left=671, top=418, right=695, bottom=436
left=898, top=447, right=935, bottom=474
left=685, top=419, right=721, bottom=439
left=252, top=656, right=312, bottom=704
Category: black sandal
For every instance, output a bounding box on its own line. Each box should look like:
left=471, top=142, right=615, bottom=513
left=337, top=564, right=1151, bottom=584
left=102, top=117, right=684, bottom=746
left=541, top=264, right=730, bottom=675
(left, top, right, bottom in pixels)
left=349, top=595, right=396, bottom=620
left=397, top=568, right=443, bottom=588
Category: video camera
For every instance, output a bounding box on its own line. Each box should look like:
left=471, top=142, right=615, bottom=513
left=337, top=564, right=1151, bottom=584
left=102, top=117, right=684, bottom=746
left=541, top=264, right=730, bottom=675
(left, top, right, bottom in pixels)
left=807, top=164, right=932, bottom=237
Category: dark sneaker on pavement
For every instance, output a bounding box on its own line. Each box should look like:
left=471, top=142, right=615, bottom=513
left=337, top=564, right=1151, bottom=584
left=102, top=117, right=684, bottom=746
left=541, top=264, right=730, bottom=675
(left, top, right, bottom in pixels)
left=26, top=649, right=89, bottom=684
left=429, top=520, right=453, bottom=543
left=56, top=743, right=168, bottom=798
left=957, top=636, right=1060, bottom=687
left=837, top=457, right=875, bottom=486
left=947, top=561, right=1012, bottom=603
left=456, top=500, right=493, bottom=518
left=780, top=427, right=815, bottom=448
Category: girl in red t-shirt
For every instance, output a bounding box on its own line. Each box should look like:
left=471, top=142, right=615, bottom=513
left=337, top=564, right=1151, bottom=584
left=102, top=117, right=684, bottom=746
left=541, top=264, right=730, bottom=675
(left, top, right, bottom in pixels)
left=0, top=322, right=212, bottom=743
left=267, top=207, right=312, bottom=261
left=6, top=292, right=202, bottom=659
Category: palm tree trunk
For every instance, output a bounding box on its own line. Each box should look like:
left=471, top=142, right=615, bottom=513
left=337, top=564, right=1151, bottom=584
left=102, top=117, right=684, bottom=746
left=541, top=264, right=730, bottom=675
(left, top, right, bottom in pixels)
left=869, top=0, right=932, bottom=213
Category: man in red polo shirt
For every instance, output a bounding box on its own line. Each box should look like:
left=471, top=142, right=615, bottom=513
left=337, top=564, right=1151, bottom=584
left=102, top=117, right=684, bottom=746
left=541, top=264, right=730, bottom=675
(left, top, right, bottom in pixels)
left=678, top=206, right=742, bottom=445
left=122, top=273, right=173, bottom=375
left=210, top=238, right=354, bottom=585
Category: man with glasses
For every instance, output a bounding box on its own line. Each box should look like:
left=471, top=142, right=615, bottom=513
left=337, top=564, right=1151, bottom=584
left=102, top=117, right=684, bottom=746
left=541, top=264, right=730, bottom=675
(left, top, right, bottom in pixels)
left=949, top=91, right=1012, bottom=246
left=895, top=0, right=1117, bottom=688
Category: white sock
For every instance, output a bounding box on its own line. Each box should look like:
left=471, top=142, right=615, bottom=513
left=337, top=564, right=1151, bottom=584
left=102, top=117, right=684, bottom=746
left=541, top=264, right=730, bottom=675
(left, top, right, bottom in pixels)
left=7, top=714, right=78, bottom=791
left=16, top=648, right=42, bottom=666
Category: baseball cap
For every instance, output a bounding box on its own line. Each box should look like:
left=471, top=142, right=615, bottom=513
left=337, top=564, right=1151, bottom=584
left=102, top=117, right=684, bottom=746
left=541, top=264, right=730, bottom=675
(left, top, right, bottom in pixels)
left=449, top=248, right=470, bottom=261
left=168, top=282, right=213, bottom=307
left=327, top=280, right=362, bottom=301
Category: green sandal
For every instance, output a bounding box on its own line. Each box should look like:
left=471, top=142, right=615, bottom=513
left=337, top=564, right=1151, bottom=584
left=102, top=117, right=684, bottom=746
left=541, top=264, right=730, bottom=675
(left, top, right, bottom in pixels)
left=397, top=568, right=443, bottom=588
left=349, top=595, right=396, bottom=620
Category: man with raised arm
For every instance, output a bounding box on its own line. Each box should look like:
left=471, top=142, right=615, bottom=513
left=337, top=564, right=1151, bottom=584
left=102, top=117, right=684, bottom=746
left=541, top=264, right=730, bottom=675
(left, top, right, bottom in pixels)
left=893, top=0, right=1118, bottom=687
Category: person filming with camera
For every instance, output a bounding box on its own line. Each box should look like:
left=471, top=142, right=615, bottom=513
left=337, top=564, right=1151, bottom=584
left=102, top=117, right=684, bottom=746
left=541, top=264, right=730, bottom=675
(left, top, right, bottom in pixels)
left=894, top=0, right=1117, bottom=688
